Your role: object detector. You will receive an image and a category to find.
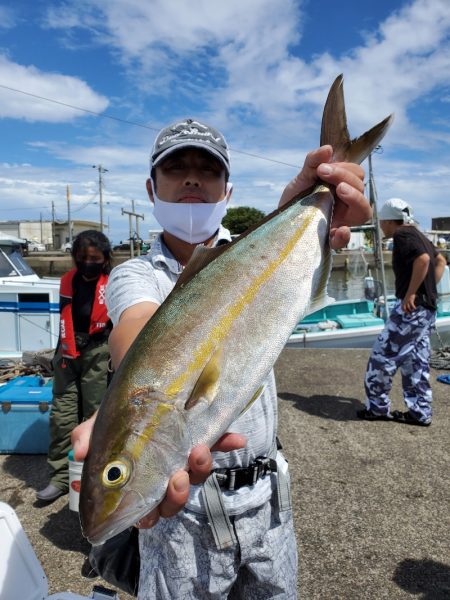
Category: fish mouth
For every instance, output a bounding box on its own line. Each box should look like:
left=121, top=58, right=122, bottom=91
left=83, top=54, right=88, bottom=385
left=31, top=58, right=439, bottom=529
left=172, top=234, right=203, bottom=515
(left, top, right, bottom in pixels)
left=83, top=490, right=156, bottom=546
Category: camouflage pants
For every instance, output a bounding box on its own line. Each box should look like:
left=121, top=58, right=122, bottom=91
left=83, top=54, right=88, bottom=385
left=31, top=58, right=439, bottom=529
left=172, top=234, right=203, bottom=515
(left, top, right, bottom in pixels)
left=138, top=499, right=298, bottom=599
left=364, top=300, right=435, bottom=424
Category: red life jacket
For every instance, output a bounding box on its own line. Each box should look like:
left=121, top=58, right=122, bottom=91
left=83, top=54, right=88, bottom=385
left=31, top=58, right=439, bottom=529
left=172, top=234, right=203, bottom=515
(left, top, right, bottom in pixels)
left=59, top=268, right=110, bottom=359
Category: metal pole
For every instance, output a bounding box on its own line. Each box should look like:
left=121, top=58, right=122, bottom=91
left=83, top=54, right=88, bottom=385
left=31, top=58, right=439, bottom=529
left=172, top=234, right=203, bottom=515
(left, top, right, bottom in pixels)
left=132, top=200, right=142, bottom=256
left=93, top=165, right=108, bottom=232
left=128, top=214, right=134, bottom=258
left=121, top=205, right=144, bottom=259
left=368, top=153, right=388, bottom=320
left=67, top=185, right=73, bottom=245
left=51, top=201, right=55, bottom=250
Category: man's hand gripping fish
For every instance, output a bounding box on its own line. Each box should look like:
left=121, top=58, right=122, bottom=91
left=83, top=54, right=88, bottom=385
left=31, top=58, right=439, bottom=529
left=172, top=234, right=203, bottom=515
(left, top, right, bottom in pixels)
left=80, top=75, right=393, bottom=545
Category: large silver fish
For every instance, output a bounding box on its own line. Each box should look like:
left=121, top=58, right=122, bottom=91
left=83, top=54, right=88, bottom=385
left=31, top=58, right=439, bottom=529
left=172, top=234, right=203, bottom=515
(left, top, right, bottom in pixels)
left=80, top=75, right=393, bottom=545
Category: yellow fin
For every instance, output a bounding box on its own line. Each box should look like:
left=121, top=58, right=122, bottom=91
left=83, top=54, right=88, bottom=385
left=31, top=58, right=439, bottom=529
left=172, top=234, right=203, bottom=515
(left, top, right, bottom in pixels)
left=239, top=386, right=264, bottom=417
left=185, top=348, right=222, bottom=410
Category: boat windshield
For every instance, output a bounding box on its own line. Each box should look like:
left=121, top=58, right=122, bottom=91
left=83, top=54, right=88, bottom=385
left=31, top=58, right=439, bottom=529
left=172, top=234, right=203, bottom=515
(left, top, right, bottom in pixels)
left=0, top=245, right=35, bottom=277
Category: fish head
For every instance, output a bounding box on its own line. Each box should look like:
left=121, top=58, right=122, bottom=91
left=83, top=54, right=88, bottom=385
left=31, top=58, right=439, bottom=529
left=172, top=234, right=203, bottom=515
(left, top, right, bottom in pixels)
left=79, top=381, right=189, bottom=545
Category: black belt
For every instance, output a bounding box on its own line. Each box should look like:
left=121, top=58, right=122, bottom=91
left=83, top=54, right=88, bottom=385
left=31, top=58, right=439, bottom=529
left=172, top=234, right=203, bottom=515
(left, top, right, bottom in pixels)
left=212, top=457, right=277, bottom=491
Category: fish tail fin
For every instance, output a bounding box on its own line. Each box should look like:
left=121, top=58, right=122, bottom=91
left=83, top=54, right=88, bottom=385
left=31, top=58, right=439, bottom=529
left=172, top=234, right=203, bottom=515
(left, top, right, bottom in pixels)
left=320, top=74, right=394, bottom=165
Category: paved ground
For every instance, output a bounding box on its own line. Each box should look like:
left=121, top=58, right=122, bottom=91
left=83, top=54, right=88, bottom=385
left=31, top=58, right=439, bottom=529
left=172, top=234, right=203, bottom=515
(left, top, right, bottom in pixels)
left=1, top=348, right=449, bottom=599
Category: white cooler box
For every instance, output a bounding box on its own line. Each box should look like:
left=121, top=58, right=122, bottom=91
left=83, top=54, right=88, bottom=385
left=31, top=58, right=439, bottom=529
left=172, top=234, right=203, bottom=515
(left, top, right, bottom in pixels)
left=0, top=502, right=120, bottom=600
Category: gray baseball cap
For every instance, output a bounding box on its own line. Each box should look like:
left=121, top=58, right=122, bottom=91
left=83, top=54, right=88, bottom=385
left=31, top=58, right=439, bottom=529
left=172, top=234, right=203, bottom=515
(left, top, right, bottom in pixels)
left=150, top=118, right=230, bottom=174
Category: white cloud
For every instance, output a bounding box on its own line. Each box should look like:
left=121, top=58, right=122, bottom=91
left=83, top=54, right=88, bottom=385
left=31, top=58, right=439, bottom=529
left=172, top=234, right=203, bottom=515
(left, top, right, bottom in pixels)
left=42, top=0, right=450, bottom=154
left=3, top=0, right=450, bottom=236
left=0, top=6, right=16, bottom=30
left=0, top=55, right=109, bottom=122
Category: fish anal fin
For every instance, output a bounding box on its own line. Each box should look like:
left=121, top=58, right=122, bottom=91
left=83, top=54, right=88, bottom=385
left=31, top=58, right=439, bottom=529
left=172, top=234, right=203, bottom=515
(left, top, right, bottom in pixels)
left=321, top=74, right=394, bottom=165
left=185, top=348, right=222, bottom=411
left=174, top=244, right=230, bottom=290
left=239, top=386, right=264, bottom=417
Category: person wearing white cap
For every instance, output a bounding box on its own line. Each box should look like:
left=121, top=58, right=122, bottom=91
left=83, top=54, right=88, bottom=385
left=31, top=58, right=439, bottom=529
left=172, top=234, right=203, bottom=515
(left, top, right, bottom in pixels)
left=72, top=117, right=371, bottom=599
left=358, top=198, right=447, bottom=427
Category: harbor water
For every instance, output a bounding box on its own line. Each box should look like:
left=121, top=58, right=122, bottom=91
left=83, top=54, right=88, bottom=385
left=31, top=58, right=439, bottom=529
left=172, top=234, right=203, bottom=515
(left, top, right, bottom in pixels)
left=328, top=265, right=395, bottom=301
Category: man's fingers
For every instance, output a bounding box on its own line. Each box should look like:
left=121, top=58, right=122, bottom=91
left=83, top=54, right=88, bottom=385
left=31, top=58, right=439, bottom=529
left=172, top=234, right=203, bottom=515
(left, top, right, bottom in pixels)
left=317, top=162, right=365, bottom=192
left=136, top=507, right=161, bottom=529
left=188, top=445, right=213, bottom=485
left=330, top=227, right=351, bottom=250
left=71, top=414, right=96, bottom=461
left=158, top=471, right=190, bottom=519
left=211, top=433, right=247, bottom=453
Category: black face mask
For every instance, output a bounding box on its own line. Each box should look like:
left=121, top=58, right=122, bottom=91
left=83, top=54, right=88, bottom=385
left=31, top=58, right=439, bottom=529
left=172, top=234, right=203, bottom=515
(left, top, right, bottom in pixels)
left=76, top=261, right=104, bottom=279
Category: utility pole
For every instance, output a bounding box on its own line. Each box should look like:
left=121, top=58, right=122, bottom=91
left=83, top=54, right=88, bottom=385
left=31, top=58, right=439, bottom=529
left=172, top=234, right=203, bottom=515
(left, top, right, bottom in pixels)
left=121, top=203, right=144, bottom=258
left=67, top=185, right=73, bottom=245
left=368, top=152, right=388, bottom=321
left=92, top=164, right=108, bottom=232
left=51, top=201, right=55, bottom=249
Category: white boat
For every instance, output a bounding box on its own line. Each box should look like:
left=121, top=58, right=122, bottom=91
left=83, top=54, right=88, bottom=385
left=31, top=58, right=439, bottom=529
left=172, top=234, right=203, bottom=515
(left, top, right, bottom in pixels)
left=0, top=239, right=60, bottom=359
left=287, top=292, right=450, bottom=349
left=287, top=153, right=450, bottom=350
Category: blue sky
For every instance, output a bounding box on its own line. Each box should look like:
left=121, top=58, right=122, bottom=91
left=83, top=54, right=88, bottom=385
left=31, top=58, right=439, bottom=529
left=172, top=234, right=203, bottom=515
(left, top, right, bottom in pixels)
left=0, top=0, right=449, bottom=244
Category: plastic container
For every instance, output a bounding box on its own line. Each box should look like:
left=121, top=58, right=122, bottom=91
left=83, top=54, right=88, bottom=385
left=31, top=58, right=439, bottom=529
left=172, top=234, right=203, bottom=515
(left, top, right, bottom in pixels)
left=0, top=375, right=53, bottom=454
left=0, top=501, right=117, bottom=599
left=68, top=449, right=84, bottom=512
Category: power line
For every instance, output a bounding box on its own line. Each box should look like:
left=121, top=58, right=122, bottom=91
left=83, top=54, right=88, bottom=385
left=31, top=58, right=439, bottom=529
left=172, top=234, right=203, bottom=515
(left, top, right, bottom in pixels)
left=0, top=205, right=49, bottom=210
left=0, top=83, right=300, bottom=169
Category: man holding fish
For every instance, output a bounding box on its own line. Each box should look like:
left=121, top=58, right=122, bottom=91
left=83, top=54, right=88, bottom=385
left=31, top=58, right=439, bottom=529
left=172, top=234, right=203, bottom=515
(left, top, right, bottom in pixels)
left=73, top=77, right=388, bottom=599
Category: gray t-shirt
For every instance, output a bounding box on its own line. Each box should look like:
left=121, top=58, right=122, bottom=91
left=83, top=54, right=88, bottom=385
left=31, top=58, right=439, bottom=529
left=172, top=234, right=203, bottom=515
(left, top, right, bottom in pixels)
left=106, top=229, right=282, bottom=514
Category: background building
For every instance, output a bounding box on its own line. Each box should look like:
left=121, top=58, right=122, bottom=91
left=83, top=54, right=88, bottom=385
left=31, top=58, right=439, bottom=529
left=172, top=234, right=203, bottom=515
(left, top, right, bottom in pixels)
left=0, top=219, right=103, bottom=250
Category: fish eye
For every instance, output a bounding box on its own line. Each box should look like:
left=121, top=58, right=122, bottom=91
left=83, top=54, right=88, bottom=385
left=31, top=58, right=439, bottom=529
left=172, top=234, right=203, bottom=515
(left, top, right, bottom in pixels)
left=102, top=460, right=130, bottom=488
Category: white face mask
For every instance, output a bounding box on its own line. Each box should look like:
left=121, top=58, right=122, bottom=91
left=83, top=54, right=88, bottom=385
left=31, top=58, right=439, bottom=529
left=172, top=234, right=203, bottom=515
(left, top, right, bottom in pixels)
left=151, top=181, right=232, bottom=244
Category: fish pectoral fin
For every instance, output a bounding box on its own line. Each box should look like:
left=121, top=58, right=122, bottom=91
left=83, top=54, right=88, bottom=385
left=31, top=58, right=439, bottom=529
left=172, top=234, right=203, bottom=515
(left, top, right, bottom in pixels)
left=239, top=386, right=264, bottom=417
left=174, top=245, right=229, bottom=290
left=184, top=348, right=222, bottom=411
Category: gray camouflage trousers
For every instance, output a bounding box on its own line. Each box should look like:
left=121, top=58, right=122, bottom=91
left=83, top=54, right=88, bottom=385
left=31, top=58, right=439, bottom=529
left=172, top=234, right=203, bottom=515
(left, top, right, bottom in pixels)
left=364, top=300, right=436, bottom=424
left=138, top=498, right=298, bottom=599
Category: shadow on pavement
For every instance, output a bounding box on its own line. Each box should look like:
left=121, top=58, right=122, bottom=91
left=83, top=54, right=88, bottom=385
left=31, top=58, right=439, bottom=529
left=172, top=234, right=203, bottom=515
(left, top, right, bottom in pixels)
left=2, top=453, right=47, bottom=489
left=393, top=558, right=450, bottom=599
left=278, top=392, right=364, bottom=421
left=39, top=503, right=90, bottom=555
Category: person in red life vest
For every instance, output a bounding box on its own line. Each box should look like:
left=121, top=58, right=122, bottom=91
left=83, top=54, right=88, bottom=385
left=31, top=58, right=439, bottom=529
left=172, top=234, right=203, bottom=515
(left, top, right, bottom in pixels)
left=36, top=230, right=113, bottom=502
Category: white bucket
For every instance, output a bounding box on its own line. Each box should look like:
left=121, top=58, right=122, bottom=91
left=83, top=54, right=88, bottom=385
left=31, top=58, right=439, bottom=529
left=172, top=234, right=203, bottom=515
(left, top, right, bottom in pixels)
left=68, top=449, right=84, bottom=512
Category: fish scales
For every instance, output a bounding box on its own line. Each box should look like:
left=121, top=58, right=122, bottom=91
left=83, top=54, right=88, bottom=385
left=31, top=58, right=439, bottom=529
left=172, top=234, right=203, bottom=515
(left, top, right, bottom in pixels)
left=80, top=74, right=393, bottom=545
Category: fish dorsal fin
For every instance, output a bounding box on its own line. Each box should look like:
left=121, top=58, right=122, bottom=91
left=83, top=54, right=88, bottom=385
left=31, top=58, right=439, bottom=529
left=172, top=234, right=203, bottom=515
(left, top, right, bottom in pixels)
left=184, top=347, right=222, bottom=410
left=321, top=74, right=394, bottom=165
left=174, top=244, right=230, bottom=290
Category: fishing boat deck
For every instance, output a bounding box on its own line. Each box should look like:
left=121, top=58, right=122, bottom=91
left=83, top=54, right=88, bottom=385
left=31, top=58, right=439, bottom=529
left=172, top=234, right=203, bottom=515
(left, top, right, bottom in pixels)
left=1, top=348, right=449, bottom=599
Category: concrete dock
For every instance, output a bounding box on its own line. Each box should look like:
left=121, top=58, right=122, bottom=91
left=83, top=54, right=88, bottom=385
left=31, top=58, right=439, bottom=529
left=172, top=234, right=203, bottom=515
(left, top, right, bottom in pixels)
left=1, top=348, right=449, bottom=599
left=24, top=250, right=395, bottom=277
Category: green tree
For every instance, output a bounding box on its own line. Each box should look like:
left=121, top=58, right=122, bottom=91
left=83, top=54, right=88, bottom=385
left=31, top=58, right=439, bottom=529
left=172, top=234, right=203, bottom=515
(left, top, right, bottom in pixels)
left=222, top=206, right=266, bottom=235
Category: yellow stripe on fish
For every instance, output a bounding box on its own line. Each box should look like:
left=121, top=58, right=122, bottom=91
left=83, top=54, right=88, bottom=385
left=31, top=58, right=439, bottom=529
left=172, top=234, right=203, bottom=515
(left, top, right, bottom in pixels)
left=165, top=204, right=319, bottom=398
